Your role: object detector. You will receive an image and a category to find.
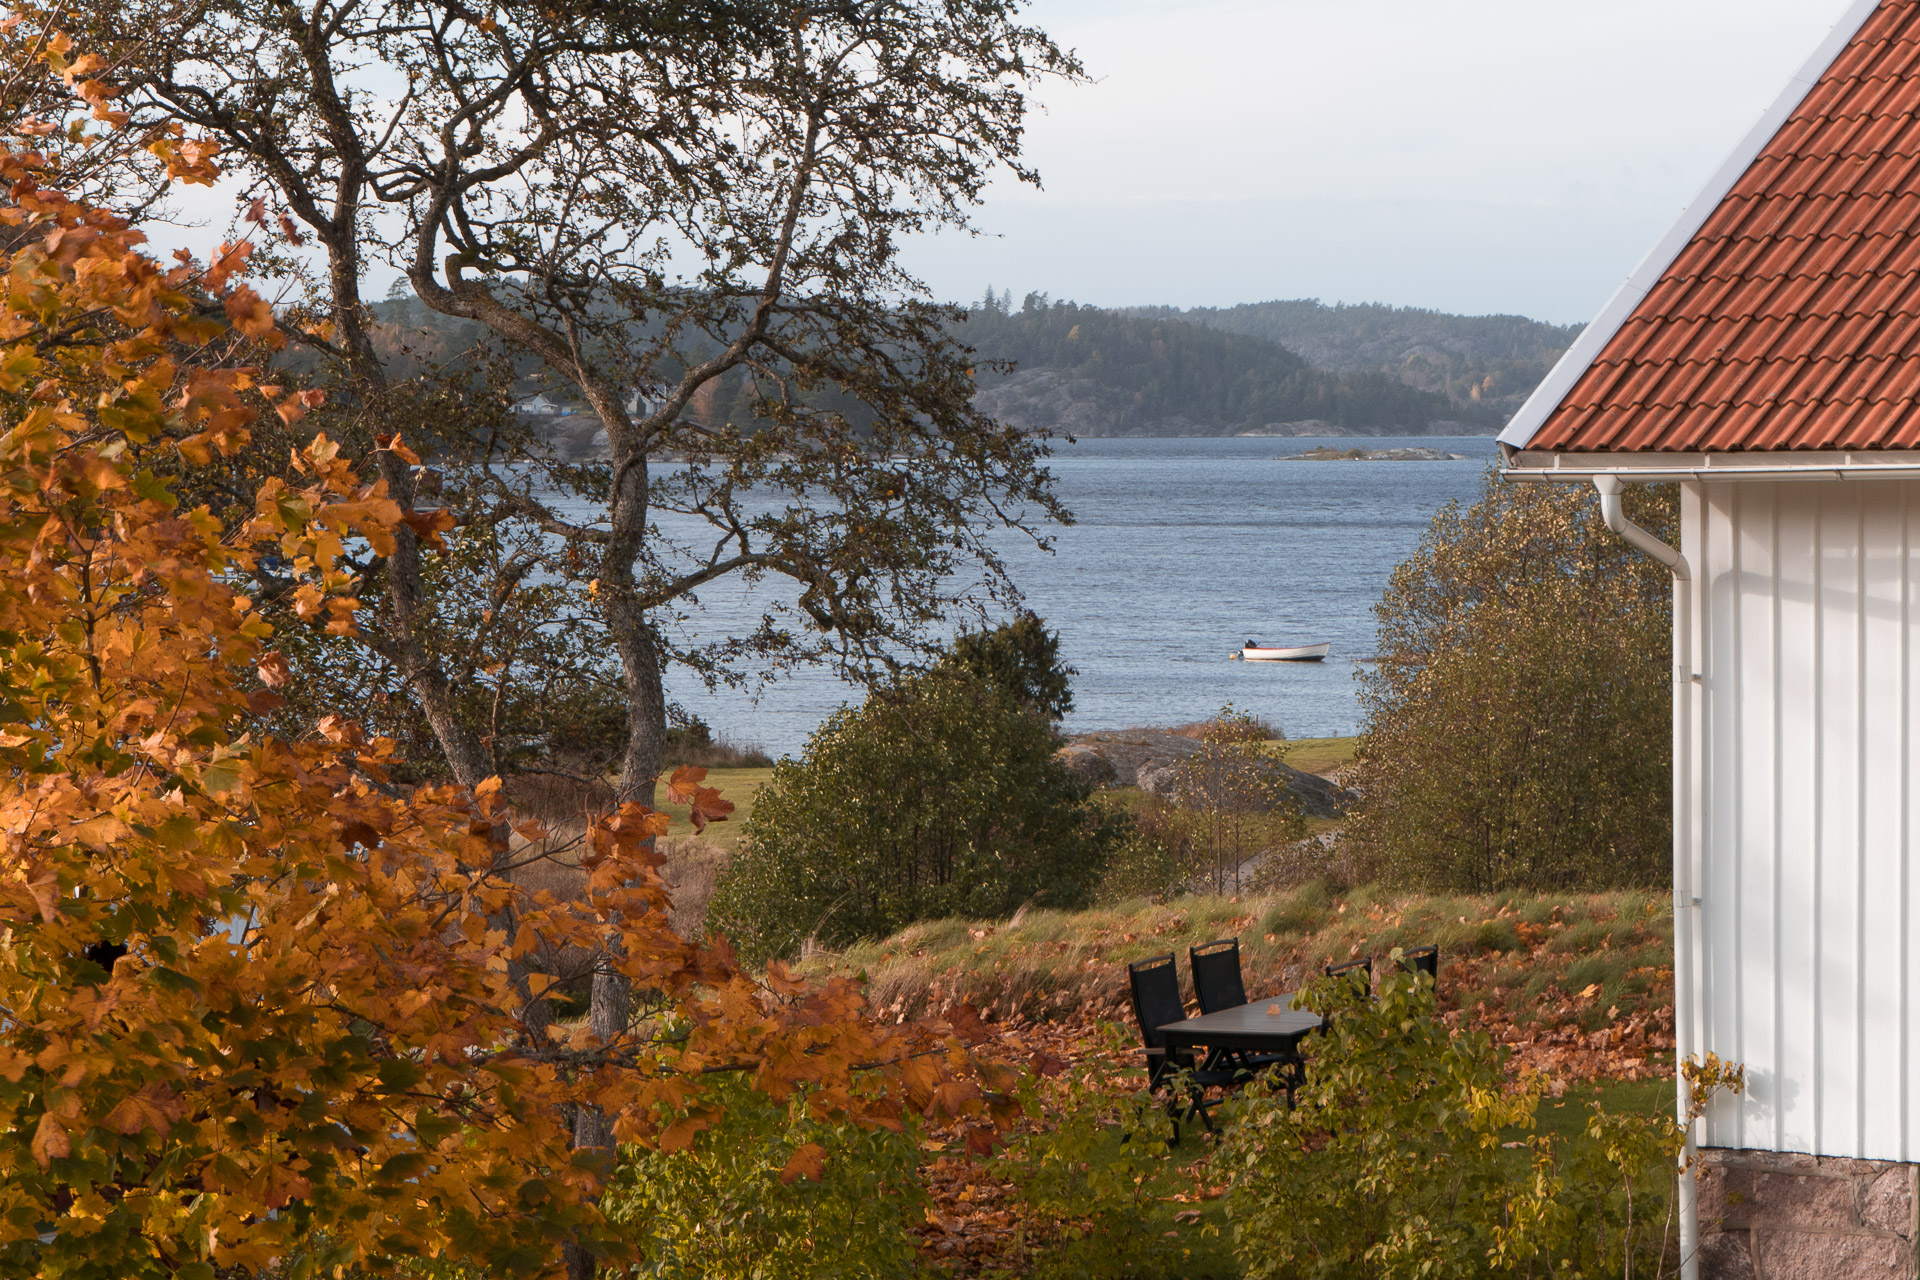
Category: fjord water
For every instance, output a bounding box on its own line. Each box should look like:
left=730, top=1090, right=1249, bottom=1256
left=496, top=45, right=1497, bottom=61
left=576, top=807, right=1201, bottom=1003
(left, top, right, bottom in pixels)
left=663, top=435, right=1501, bottom=757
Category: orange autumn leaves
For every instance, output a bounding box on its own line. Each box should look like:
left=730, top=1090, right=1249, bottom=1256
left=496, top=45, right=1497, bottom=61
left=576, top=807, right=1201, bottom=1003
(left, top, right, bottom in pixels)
left=0, top=131, right=1009, bottom=1280
left=664, top=764, right=736, bottom=833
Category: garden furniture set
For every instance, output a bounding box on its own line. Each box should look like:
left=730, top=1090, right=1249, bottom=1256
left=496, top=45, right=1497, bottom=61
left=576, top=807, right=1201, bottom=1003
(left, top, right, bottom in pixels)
left=1126, top=940, right=1439, bottom=1143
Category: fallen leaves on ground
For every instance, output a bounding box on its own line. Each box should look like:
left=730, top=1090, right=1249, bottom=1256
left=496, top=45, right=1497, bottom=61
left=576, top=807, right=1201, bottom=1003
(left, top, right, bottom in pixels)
left=899, top=966, right=1676, bottom=1273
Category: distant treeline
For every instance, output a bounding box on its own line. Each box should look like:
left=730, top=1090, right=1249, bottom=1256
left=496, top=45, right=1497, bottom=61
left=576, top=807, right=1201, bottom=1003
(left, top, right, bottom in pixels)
left=961, top=292, right=1462, bottom=437
left=360, top=288, right=1578, bottom=439
left=1136, top=298, right=1582, bottom=426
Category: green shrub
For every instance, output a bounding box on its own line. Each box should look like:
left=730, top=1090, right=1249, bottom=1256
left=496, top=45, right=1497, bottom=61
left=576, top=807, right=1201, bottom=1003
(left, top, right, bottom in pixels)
left=602, top=1080, right=926, bottom=1280
left=710, top=669, right=1125, bottom=964
left=946, top=610, right=1075, bottom=719
left=1351, top=473, right=1674, bottom=893
left=1222, top=959, right=1703, bottom=1279
left=1097, top=800, right=1204, bottom=902
left=997, top=1036, right=1214, bottom=1279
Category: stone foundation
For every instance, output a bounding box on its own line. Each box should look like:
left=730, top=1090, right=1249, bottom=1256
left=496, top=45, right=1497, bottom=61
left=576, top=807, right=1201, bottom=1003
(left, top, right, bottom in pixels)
left=1699, top=1148, right=1918, bottom=1278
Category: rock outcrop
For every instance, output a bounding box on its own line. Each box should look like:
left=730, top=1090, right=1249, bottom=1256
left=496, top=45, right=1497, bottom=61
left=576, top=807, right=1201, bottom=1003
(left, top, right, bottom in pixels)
left=1056, top=729, right=1358, bottom=819
left=1287, top=446, right=1467, bottom=461
left=1054, top=744, right=1118, bottom=787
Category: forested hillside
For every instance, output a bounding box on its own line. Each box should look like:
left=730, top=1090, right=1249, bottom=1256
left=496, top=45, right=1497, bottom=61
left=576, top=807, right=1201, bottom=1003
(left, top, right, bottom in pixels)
left=1146, top=298, right=1582, bottom=425
left=961, top=293, right=1464, bottom=437
left=362, top=290, right=1572, bottom=439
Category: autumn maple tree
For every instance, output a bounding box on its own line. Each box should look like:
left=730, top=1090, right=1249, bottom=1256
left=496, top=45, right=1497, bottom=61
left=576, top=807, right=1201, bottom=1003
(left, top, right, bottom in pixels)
left=0, top=63, right=1013, bottom=1280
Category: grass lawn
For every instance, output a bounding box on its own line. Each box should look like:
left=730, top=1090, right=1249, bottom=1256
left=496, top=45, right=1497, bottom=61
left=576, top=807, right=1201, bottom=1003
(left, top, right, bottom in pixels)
left=658, top=764, right=773, bottom=850
left=1536, top=1077, right=1674, bottom=1138
left=1275, top=734, right=1359, bottom=776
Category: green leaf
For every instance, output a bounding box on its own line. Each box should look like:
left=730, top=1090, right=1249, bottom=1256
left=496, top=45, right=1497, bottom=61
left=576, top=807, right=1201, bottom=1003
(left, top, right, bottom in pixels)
left=376, top=1057, right=425, bottom=1092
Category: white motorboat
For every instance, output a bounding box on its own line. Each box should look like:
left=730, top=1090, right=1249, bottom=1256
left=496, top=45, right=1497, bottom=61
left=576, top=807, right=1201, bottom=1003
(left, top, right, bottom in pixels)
left=1239, top=641, right=1331, bottom=662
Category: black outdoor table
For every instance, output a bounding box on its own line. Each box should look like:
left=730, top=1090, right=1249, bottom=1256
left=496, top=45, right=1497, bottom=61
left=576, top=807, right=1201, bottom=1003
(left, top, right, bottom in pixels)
left=1158, top=998, right=1321, bottom=1059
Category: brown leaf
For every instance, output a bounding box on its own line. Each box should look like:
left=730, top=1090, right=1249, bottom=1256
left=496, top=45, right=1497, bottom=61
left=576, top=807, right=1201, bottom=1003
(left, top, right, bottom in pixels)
left=104, top=1082, right=182, bottom=1136
left=764, top=961, right=808, bottom=997
left=224, top=286, right=277, bottom=341
left=663, top=764, right=708, bottom=804
left=779, top=1142, right=826, bottom=1184
left=657, top=1116, right=712, bottom=1152
left=399, top=506, right=454, bottom=551
left=945, top=1002, right=994, bottom=1045
left=255, top=650, right=291, bottom=688
left=682, top=783, right=735, bottom=834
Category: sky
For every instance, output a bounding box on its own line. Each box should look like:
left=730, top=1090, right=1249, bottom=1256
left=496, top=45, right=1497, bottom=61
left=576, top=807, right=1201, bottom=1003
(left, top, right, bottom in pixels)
left=151, top=0, right=1858, bottom=329
left=901, top=0, right=1860, bottom=325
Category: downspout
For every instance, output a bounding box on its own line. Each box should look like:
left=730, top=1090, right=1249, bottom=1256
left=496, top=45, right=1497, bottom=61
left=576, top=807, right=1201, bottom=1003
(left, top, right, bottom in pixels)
left=1593, top=474, right=1700, bottom=1280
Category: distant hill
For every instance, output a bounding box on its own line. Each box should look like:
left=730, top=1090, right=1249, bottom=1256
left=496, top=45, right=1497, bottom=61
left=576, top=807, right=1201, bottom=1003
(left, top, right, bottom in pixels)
left=1139, top=299, right=1583, bottom=427
left=359, top=290, right=1576, bottom=439
left=960, top=295, right=1466, bottom=438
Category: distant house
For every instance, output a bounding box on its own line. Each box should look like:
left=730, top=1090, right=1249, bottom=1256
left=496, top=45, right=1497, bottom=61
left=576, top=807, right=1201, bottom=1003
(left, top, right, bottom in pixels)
left=513, top=393, right=568, bottom=417
left=514, top=390, right=661, bottom=421
left=1503, top=0, right=1920, bottom=1273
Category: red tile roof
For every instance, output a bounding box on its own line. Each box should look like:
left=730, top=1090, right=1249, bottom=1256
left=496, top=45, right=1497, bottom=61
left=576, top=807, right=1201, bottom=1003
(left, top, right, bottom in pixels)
left=1523, top=0, right=1920, bottom=453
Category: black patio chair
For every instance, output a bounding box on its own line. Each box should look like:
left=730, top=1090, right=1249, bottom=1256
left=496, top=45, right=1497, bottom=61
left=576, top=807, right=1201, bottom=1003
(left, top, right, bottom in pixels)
left=1397, top=944, right=1439, bottom=986
left=1322, top=956, right=1372, bottom=998
left=1189, top=939, right=1304, bottom=1092
left=1128, top=953, right=1240, bottom=1144
left=1190, top=938, right=1250, bottom=1014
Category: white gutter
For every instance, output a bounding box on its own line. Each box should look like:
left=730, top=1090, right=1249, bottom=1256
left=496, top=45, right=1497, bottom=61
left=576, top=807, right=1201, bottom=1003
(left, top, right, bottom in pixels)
left=1592, top=474, right=1700, bottom=1280
left=1507, top=462, right=1920, bottom=484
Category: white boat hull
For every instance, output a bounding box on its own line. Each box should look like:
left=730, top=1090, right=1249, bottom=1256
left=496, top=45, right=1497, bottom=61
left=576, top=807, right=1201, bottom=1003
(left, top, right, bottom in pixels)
left=1241, top=642, right=1331, bottom=662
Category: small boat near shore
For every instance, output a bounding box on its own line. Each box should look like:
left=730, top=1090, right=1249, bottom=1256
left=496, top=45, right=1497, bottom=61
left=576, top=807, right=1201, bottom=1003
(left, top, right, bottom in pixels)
left=1238, top=640, right=1332, bottom=663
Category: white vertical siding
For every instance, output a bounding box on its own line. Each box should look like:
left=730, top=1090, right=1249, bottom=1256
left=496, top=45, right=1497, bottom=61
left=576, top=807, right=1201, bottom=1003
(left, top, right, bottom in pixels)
left=1692, top=479, right=1920, bottom=1159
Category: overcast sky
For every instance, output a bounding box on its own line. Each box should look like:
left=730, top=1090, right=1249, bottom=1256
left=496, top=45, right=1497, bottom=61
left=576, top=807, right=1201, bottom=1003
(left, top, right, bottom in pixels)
left=903, top=0, right=1859, bottom=324
left=155, top=0, right=1858, bottom=328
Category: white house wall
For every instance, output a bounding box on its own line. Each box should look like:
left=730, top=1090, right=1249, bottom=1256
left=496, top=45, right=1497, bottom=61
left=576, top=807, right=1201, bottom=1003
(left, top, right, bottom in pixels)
left=1690, top=478, right=1920, bottom=1159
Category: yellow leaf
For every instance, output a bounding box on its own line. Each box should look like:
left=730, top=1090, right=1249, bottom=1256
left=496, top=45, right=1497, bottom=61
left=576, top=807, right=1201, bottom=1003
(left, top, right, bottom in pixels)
left=201, top=756, right=246, bottom=796
left=31, top=1113, right=69, bottom=1169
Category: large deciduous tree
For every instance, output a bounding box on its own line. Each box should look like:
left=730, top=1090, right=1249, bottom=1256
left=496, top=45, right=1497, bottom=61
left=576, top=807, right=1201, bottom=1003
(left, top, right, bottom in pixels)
left=59, top=0, right=1079, bottom=802
left=1350, top=472, right=1674, bottom=892
left=37, top=0, right=1077, bottom=1209
left=0, top=99, right=1014, bottom=1278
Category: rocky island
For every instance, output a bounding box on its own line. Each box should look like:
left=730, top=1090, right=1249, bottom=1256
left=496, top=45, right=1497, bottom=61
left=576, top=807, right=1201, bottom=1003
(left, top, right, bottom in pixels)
left=1288, top=446, right=1467, bottom=461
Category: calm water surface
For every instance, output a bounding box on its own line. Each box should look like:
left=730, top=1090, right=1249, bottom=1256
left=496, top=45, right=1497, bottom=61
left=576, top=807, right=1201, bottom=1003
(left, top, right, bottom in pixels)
left=655, top=436, right=1501, bottom=756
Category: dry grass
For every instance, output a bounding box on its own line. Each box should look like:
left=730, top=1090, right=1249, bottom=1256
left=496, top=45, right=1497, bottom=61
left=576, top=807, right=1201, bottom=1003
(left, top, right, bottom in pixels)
left=496, top=825, right=731, bottom=1019
left=809, top=884, right=1675, bottom=1083
left=659, top=837, right=730, bottom=938
left=487, top=763, right=759, bottom=975
left=664, top=735, right=774, bottom=769
left=502, top=770, right=618, bottom=826
left=506, top=826, right=731, bottom=941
